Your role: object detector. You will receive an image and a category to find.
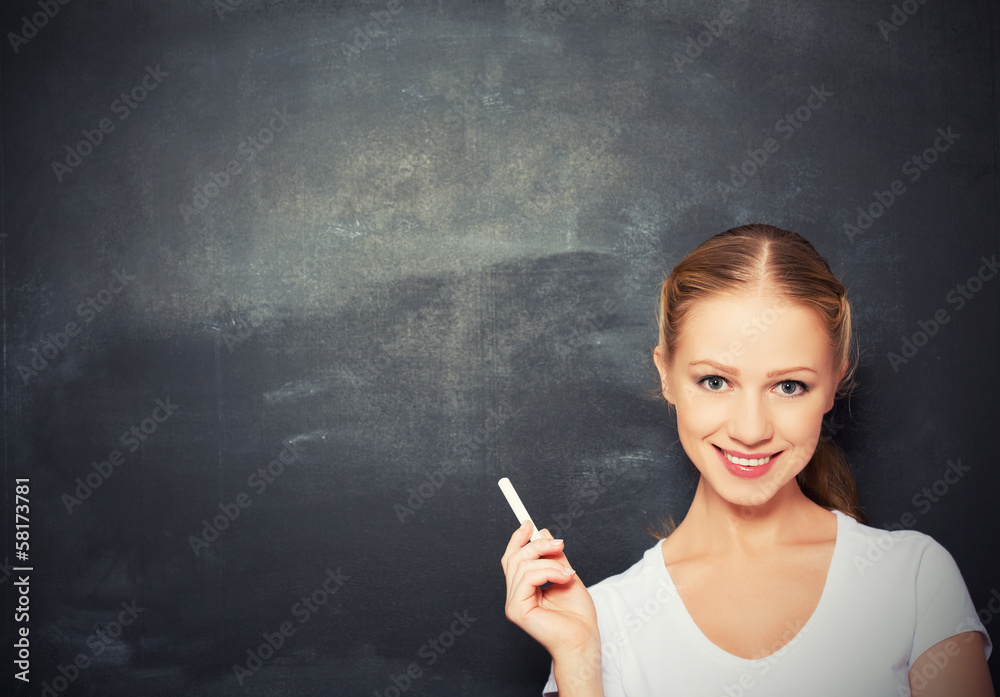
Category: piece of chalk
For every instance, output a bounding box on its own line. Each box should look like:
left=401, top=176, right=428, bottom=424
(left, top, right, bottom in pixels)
left=498, top=477, right=541, bottom=541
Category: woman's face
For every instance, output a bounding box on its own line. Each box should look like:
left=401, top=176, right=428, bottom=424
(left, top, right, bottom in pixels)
left=653, top=293, right=841, bottom=509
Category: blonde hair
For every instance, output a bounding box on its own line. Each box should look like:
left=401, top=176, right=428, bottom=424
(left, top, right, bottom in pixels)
left=655, top=224, right=866, bottom=524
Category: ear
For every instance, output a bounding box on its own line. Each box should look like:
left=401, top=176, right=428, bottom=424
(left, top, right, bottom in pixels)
left=652, top=346, right=675, bottom=405
left=824, top=363, right=847, bottom=412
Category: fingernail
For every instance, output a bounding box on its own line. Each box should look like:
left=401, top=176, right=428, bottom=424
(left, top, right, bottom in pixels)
left=548, top=538, right=563, bottom=546
left=562, top=566, right=575, bottom=575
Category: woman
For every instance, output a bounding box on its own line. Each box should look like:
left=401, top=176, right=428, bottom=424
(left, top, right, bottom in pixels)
left=501, top=225, right=993, bottom=696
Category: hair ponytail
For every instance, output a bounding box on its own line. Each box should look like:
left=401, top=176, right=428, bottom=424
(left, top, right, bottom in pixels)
left=798, top=438, right=867, bottom=524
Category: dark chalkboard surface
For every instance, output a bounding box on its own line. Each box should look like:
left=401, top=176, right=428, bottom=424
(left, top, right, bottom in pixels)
left=2, top=0, right=998, bottom=694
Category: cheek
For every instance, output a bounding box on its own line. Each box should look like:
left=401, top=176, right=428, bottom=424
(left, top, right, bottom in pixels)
left=773, top=403, right=825, bottom=457
left=669, top=376, right=711, bottom=406
left=778, top=406, right=821, bottom=434
left=675, top=396, right=728, bottom=436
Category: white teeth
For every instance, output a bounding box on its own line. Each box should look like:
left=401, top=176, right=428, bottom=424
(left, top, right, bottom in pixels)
left=723, top=451, right=771, bottom=467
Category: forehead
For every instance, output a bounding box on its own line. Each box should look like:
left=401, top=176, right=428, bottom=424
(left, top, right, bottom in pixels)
left=674, top=293, right=833, bottom=369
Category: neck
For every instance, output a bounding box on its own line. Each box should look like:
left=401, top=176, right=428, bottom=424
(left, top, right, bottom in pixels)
left=674, top=476, right=822, bottom=556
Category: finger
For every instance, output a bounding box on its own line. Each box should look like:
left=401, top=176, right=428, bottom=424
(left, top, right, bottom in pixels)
left=505, top=538, right=567, bottom=584
left=501, top=520, right=535, bottom=572
left=503, top=523, right=566, bottom=571
left=535, top=528, right=573, bottom=565
left=509, top=556, right=576, bottom=596
left=506, top=562, right=577, bottom=617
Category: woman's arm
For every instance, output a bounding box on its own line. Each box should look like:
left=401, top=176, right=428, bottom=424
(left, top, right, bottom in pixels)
left=501, top=521, right=606, bottom=697
left=909, top=631, right=994, bottom=697
left=551, top=644, right=606, bottom=697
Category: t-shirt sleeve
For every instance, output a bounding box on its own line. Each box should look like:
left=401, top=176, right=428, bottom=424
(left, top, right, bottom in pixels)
left=542, top=661, right=557, bottom=696
left=910, top=538, right=992, bottom=665
left=541, top=657, right=626, bottom=697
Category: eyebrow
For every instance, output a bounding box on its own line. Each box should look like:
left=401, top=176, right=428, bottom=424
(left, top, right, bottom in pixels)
left=688, top=360, right=818, bottom=378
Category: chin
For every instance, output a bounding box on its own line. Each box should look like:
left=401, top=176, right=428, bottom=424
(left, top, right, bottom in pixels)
left=703, top=448, right=812, bottom=508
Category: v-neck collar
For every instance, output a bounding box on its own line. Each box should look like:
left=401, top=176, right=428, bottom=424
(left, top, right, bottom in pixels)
left=650, top=509, right=847, bottom=665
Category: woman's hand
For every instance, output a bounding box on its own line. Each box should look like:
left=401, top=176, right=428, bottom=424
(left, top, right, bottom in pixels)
left=501, top=521, right=601, bottom=661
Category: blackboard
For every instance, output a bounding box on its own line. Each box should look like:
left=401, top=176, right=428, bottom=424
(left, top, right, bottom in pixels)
left=2, top=0, right=998, bottom=694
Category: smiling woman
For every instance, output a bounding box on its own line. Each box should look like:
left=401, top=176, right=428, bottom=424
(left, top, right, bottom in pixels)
left=653, top=225, right=862, bottom=521
left=501, top=224, right=995, bottom=697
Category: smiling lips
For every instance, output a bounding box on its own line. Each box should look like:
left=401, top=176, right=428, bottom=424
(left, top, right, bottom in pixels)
left=722, top=449, right=772, bottom=467
left=715, top=445, right=780, bottom=479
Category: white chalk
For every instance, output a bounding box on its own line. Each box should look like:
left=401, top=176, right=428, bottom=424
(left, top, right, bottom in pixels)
left=498, top=477, right=541, bottom=541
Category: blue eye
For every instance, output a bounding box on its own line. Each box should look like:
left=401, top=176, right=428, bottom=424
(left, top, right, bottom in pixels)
left=775, top=380, right=808, bottom=397
left=698, top=376, right=729, bottom=392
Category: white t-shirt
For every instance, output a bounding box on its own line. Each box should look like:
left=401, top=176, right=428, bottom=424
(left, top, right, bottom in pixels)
left=543, top=510, right=992, bottom=696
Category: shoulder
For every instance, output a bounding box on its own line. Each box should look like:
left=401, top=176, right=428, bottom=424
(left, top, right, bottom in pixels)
left=836, top=511, right=959, bottom=579
left=585, top=539, right=675, bottom=617
left=834, top=513, right=993, bottom=663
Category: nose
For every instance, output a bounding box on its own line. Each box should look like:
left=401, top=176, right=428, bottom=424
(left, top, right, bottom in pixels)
left=727, top=391, right=773, bottom=446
